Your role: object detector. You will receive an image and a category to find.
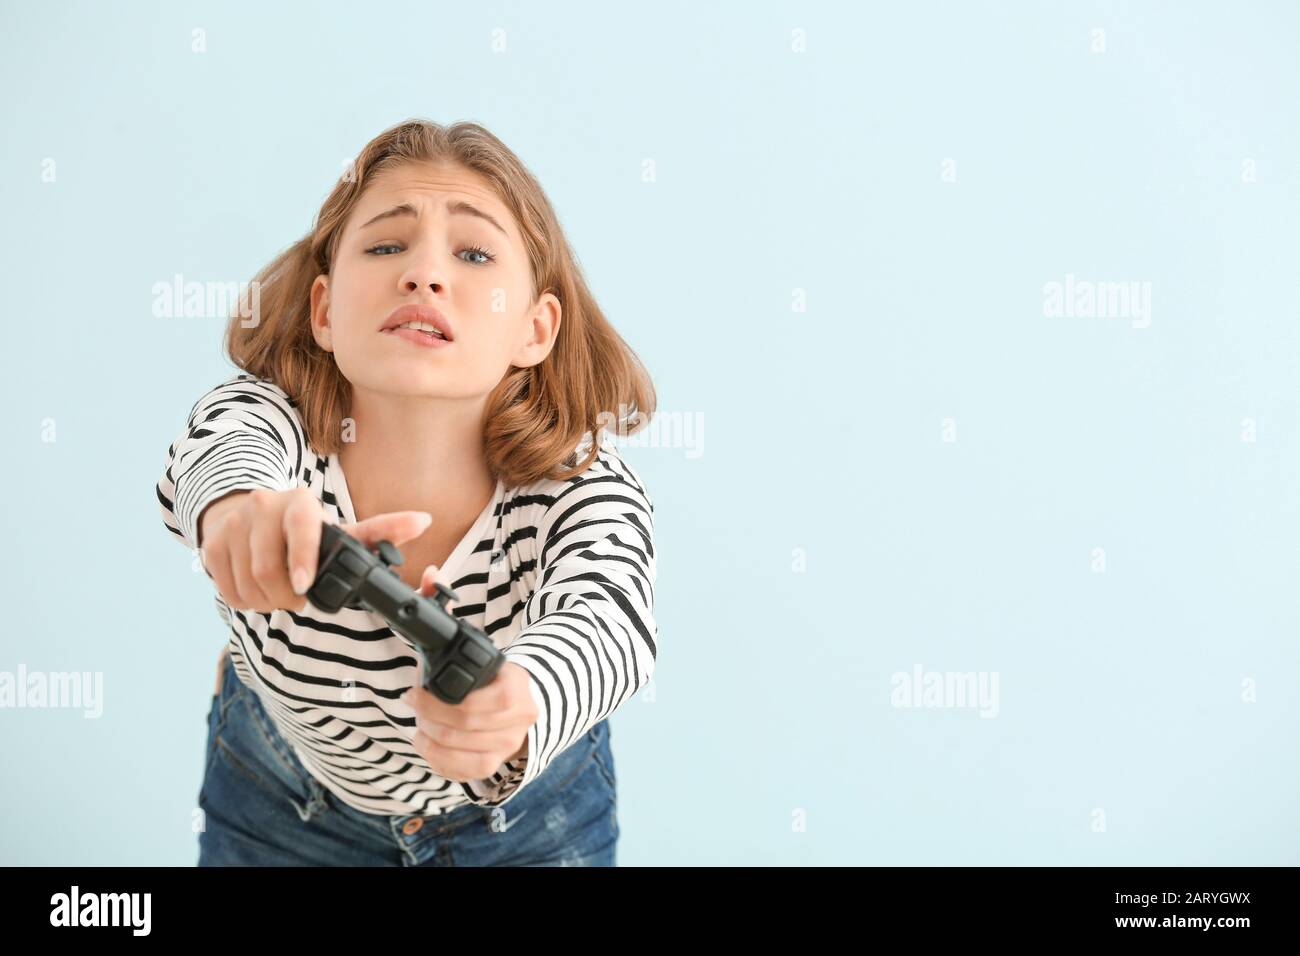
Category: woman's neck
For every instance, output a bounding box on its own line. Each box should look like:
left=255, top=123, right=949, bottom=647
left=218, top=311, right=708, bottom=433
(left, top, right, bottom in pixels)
left=337, top=387, right=496, bottom=528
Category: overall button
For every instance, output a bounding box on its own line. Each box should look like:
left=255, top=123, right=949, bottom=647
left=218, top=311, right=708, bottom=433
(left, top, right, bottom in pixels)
left=402, top=818, right=424, bottom=836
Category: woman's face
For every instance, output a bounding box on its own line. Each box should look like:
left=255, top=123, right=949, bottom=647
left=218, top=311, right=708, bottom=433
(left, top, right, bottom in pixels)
left=310, top=161, right=560, bottom=401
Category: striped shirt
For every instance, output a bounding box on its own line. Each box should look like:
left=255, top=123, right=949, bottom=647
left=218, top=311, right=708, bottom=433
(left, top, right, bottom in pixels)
left=155, top=373, right=657, bottom=816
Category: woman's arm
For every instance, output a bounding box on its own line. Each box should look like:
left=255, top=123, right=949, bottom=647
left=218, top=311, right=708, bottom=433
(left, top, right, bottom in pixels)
left=156, top=375, right=304, bottom=553
left=458, top=447, right=658, bottom=808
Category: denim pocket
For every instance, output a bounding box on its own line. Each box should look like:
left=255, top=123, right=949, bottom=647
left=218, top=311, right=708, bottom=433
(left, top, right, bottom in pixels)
left=540, top=722, right=617, bottom=817
left=213, top=680, right=331, bottom=823
left=592, top=746, right=616, bottom=797
left=544, top=722, right=606, bottom=793
left=591, top=722, right=617, bottom=815
left=207, top=650, right=237, bottom=732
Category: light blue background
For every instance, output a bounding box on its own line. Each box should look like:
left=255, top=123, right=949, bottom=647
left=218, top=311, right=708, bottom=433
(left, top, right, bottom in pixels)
left=1, top=0, right=1296, bottom=865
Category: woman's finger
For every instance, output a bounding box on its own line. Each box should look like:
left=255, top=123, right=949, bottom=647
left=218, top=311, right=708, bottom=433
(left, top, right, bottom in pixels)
left=418, top=563, right=456, bottom=601
left=341, top=511, right=433, bottom=548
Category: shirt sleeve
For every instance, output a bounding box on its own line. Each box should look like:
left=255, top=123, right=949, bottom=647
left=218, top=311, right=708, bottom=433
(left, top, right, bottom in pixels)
left=457, top=444, right=658, bottom=808
left=155, top=375, right=304, bottom=553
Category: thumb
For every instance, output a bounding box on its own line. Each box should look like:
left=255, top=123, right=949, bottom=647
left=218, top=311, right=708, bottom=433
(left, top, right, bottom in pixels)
left=340, top=510, right=433, bottom=548
left=418, top=563, right=456, bottom=602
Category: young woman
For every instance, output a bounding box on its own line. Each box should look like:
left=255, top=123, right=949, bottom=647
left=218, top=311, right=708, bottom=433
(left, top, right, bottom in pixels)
left=156, top=119, right=658, bottom=866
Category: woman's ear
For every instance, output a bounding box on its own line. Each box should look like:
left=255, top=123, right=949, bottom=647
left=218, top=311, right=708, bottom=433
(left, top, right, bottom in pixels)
left=510, top=292, right=561, bottom=369
left=310, top=274, right=333, bottom=352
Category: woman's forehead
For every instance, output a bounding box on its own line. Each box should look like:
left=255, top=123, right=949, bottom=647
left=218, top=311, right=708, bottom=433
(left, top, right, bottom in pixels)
left=349, top=163, right=519, bottom=248
left=365, top=162, right=504, bottom=215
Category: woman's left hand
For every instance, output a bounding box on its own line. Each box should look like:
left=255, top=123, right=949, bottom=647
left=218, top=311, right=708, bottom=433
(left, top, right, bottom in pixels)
left=402, top=563, right=538, bottom=782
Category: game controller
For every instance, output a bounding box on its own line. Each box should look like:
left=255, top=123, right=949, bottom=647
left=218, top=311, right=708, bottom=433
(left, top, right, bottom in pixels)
left=305, top=521, right=505, bottom=705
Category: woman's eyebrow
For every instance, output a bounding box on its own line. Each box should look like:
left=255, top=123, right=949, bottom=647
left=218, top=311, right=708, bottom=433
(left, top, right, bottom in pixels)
left=357, top=199, right=508, bottom=237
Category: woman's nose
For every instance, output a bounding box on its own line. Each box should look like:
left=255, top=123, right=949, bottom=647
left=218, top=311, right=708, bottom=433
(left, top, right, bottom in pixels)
left=400, top=252, right=446, bottom=294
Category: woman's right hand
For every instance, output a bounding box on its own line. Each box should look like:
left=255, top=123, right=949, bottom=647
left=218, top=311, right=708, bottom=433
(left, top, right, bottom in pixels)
left=196, top=487, right=433, bottom=613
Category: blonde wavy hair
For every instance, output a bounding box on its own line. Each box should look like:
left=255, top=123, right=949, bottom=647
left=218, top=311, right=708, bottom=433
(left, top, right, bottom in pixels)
left=224, top=118, right=655, bottom=487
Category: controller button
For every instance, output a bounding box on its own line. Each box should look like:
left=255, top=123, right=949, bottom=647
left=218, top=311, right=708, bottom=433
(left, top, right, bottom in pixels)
left=459, top=640, right=492, bottom=668
left=316, top=573, right=352, bottom=608
left=378, top=541, right=404, bottom=567
left=434, top=664, right=474, bottom=700
left=338, top=551, right=368, bottom=576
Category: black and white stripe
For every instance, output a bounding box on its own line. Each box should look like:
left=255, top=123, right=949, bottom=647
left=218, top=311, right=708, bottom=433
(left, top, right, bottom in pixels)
left=157, top=374, right=657, bottom=816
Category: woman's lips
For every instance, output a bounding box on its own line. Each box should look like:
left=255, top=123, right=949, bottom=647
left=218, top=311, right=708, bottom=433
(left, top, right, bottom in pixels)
left=383, top=327, right=453, bottom=349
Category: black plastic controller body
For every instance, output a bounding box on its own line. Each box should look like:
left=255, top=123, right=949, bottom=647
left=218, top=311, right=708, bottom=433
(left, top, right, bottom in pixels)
left=305, top=521, right=504, bottom=704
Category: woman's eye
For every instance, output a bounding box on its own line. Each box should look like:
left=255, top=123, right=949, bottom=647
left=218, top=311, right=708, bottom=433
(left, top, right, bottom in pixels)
left=363, top=243, right=496, bottom=265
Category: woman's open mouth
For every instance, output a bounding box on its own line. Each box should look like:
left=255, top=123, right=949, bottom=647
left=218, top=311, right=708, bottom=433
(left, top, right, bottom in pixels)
left=383, top=326, right=453, bottom=349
